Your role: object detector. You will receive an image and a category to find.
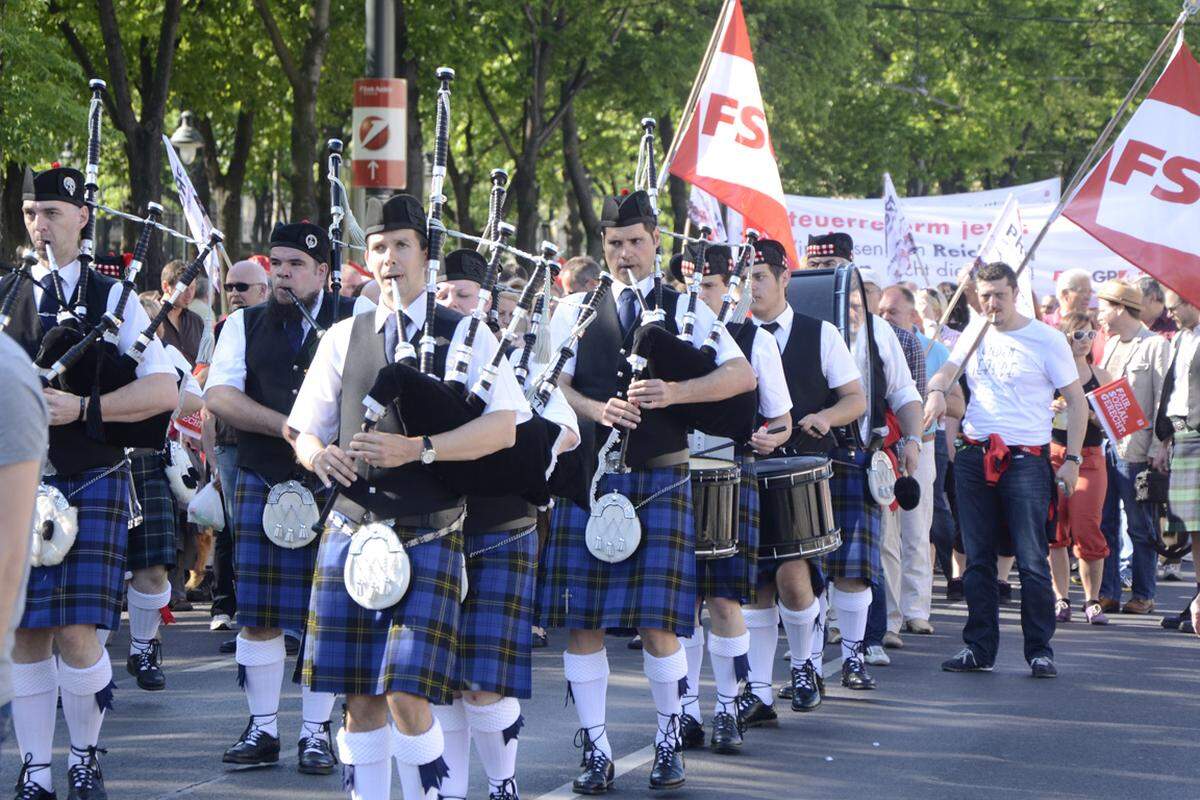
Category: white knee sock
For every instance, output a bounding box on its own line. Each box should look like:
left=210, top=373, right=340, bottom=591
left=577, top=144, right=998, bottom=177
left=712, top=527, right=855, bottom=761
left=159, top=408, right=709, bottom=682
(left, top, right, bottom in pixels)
left=742, top=607, right=779, bottom=705
left=127, top=585, right=171, bottom=654
left=392, top=719, right=446, bottom=800
left=431, top=701, right=470, bottom=799
left=832, top=587, right=872, bottom=661
left=779, top=599, right=820, bottom=671
left=58, top=652, right=113, bottom=769
left=679, top=628, right=705, bottom=722
left=707, top=632, right=750, bottom=716
left=300, top=685, right=336, bottom=741
left=642, top=646, right=687, bottom=748
left=465, top=696, right=522, bottom=796
left=337, top=726, right=392, bottom=800
left=235, top=635, right=285, bottom=737
left=563, top=649, right=611, bottom=759
left=810, top=593, right=828, bottom=677
left=12, top=658, right=58, bottom=792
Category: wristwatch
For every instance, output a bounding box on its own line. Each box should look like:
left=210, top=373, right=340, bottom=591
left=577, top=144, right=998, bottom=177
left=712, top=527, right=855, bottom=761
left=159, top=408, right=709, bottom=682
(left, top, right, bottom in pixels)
left=420, top=435, right=437, bottom=465
left=1064, top=453, right=1082, bottom=465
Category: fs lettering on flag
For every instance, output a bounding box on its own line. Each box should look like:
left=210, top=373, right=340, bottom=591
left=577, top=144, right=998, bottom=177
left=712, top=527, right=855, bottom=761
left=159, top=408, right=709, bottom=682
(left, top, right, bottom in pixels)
left=1064, top=43, right=1200, bottom=305
left=669, top=0, right=798, bottom=265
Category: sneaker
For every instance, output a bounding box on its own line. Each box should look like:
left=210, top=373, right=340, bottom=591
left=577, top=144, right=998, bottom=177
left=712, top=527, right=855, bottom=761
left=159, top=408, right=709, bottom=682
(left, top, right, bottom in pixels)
left=627, top=635, right=643, bottom=651
left=1083, top=600, right=1109, bottom=626
left=125, top=638, right=166, bottom=691
left=941, top=647, right=993, bottom=672
left=532, top=626, right=548, bottom=649
left=1030, top=656, right=1058, bottom=678
left=209, top=614, right=233, bottom=632
left=222, top=717, right=281, bottom=766
left=946, top=577, right=964, bottom=601
left=903, top=618, right=934, bottom=634
left=1055, top=599, right=1071, bottom=623
left=1120, top=567, right=1133, bottom=591
left=863, top=645, right=890, bottom=666
left=1161, top=561, right=1183, bottom=582
left=66, top=745, right=106, bottom=800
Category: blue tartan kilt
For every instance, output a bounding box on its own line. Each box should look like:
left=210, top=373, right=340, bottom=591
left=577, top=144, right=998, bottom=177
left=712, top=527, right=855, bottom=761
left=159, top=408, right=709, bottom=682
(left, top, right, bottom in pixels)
left=455, top=526, right=537, bottom=698
left=821, top=448, right=881, bottom=584
left=698, top=459, right=759, bottom=603
left=303, top=523, right=463, bottom=703
left=22, top=465, right=131, bottom=631
left=233, top=468, right=323, bottom=631
left=539, top=464, right=697, bottom=636
left=126, top=451, right=178, bottom=571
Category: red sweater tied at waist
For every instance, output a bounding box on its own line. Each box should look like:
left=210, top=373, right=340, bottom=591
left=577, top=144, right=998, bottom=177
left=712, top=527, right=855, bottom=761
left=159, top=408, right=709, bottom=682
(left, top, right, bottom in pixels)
left=963, top=435, right=1045, bottom=487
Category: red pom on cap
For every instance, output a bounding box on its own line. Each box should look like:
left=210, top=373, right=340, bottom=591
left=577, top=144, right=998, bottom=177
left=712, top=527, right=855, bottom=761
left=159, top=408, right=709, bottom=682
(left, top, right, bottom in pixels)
left=51, top=161, right=61, bottom=168
left=620, top=188, right=630, bottom=196
left=122, top=252, right=134, bottom=268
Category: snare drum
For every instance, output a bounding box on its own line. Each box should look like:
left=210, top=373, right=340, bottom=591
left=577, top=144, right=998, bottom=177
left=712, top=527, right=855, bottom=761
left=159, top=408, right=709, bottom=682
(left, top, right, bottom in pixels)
left=690, top=456, right=740, bottom=560
left=755, top=456, right=840, bottom=560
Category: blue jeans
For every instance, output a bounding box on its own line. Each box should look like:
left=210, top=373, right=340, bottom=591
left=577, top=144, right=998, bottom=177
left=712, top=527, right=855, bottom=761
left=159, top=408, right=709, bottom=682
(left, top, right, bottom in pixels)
left=865, top=579, right=887, bottom=647
left=954, top=446, right=1055, bottom=664
left=1100, top=454, right=1158, bottom=601
left=930, top=434, right=956, bottom=579
left=212, top=445, right=239, bottom=619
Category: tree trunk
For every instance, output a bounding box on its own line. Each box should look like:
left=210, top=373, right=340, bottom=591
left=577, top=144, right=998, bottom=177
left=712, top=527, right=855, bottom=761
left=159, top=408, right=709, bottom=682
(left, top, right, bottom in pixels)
left=561, top=95, right=601, bottom=259
left=0, top=161, right=26, bottom=262
left=510, top=158, right=541, bottom=256
left=659, top=115, right=688, bottom=255
left=125, top=126, right=167, bottom=289
left=289, top=87, right=318, bottom=222
left=396, top=0, right=423, bottom=197
left=563, top=163, right=583, bottom=257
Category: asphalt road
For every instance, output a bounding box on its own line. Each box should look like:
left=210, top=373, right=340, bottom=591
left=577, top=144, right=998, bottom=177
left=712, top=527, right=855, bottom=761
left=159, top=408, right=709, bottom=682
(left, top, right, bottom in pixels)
left=3, top=566, right=1197, bottom=800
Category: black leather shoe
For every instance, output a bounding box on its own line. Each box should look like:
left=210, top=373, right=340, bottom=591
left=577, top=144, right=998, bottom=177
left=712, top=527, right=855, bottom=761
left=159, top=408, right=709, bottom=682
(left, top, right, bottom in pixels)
left=735, top=690, right=778, bottom=728
left=284, top=634, right=300, bottom=657
left=708, top=711, right=742, bottom=754
left=297, top=722, right=337, bottom=774
left=678, top=713, right=705, bottom=750
left=571, top=750, right=614, bottom=795
left=946, top=577, right=964, bottom=601
left=489, top=777, right=520, bottom=800
left=219, top=637, right=237, bottom=655
left=648, top=741, right=685, bottom=790
left=790, top=662, right=822, bottom=712
left=15, top=755, right=57, bottom=800
left=222, top=717, right=281, bottom=766
left=126, top=639, right=166, bottom=691
left=66, top=746, right=107, bottom=800
left=841, top=654, right=876, bottom=690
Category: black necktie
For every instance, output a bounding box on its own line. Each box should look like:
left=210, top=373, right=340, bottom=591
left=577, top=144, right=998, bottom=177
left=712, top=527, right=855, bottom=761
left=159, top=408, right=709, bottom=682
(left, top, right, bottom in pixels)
left=38, top=275, right=61, bottom=333
left=284, top=318, right=305, bottom=356
left=618, top=288, right=637, bottom=335
left=384, top=313, right=415, bottom=364
left=760, top=321, right=781, bottom=334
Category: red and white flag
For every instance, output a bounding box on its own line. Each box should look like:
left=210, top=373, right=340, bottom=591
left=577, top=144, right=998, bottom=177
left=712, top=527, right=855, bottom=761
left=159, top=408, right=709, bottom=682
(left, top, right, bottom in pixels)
left=1064, top=43, right=1200, bottom=305
left=668, top=0, right=798, bottom=265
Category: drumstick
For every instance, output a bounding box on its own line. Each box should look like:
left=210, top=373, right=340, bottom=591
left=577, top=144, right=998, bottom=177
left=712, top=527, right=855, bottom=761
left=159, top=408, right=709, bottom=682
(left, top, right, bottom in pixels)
left=691, top=425, right=786, bottom=460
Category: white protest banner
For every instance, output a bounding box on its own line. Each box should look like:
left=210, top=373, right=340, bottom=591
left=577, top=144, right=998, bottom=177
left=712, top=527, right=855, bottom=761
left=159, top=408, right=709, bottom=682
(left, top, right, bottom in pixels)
left=163, top=135, right=220, bottom=296
left=687, top=184, right=728, bottom=242
left=975, top=194, right=1035, bottom=316
left=882, top=172, right=924, bottom=285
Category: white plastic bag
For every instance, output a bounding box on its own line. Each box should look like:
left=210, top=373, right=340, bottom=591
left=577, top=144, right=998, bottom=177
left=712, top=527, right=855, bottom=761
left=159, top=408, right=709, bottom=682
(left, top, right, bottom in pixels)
left=188, top=481, right=225, bottom=531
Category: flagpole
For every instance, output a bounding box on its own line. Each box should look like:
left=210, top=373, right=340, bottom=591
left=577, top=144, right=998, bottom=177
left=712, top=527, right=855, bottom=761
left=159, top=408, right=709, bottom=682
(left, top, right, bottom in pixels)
left=657, top=0, right=734, bottom=193
left=930, top=1, right=1198, bottom=374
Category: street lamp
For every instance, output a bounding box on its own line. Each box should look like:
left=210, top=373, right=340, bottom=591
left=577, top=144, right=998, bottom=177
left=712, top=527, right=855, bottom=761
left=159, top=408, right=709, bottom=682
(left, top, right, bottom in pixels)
left=170, top=111, right=204, bottom=165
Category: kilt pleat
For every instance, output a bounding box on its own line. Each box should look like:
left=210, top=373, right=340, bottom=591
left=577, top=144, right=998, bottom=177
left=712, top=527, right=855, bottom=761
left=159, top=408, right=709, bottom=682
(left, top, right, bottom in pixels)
left=1166, top=429, right=1200, bottom=533
left=539, top=464, right=697, bottom=636
left=126, top=451, right=178, bottom=571
left=821, top=448, right=881, bottom=584
left=697, top=458, right=759, bottom=603
left=22, top=466, right=130, bottom=631
left=455, top=526, right=537, bottom=698
left=303, top=525, right=463, bottom=702
left=233, top=468, right=323, bottom=631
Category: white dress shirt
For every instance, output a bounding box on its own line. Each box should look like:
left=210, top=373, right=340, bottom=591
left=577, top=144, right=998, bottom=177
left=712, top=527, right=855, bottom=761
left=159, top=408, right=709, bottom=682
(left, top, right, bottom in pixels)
left=31, top=259, right=173, bottom=378
left=752, top=304, right=862, bottom=391
left=205, top=291, right=375, bottom=394
left=546, top=273, right=746, bottom=378
left=288, top=298, right=531, bottom=445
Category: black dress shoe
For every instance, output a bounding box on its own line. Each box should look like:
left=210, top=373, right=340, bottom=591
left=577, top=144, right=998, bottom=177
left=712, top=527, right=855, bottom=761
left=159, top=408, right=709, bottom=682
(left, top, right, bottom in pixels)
left=297, top=722, right=337, bottom=774
left=222, top=717, right=281, bottom=766
left=648, top=741, right=685, bottom=790
left=790, top=662, right=822, bottom=712
left=735, top=690, right=778, bottom=728
left=126, top=639, right=166, bottom=691
left=708, top=711, right=742, bottom=754
left=946, top=577, right=964, bottom=601
left=997, top=580, right=1013, bottom=602
left=15, top=756, right=57, bottom=800
left=284, top=634, right=300, bottom=657
left=841, top=654, right=876, bottom=690
left=678, top=713, right=705, bottom=750
left=219, top=637, right=237, bottom=655
left=571, top=749, right=614, bottom=795
left=66, top=746, right=107, bottom=800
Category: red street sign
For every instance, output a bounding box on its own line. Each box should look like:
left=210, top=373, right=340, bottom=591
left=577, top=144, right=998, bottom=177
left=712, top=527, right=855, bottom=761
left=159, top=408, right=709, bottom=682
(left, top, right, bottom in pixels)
left=352, top=78, right=407, bottom=189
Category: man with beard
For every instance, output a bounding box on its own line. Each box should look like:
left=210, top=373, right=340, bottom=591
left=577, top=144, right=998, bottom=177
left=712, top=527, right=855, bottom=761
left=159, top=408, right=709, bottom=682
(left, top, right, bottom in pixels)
left=205, top=221, right=374, bottom=775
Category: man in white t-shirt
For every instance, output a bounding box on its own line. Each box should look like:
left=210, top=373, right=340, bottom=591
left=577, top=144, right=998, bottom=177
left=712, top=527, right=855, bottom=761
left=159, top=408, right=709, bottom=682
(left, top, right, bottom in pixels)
left=924, top=262, right=1085, bottom=678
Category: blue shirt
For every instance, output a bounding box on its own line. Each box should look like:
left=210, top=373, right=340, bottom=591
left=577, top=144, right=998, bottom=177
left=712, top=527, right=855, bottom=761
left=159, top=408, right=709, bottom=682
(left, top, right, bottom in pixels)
left=914, top=329, right=949, bottom=433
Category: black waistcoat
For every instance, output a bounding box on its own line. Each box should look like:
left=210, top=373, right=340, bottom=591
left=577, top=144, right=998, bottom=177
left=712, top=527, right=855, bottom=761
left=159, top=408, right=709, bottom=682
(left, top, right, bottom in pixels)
left=774, top=311, right=838, bottom=455
left=1, top=268, right=127, bottom=475
left=573, top=285, right=686, bottom=465
left=338, top=305, right=465, bottom=518
left=237, top=293, right=357, bottom=484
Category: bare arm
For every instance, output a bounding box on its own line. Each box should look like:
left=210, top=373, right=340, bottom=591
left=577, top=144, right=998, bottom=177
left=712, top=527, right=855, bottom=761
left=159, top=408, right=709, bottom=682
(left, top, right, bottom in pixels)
left=179, top=390, right=203, bottom=417
left=0, top=460, right=40, bottom=653
left=559, top=374, right=607, bottom=424
left=96, top=373, right=179, bottom=422
left=205, top=385, right=291, bottom=439
left=346, top=411, right=518, bottom=469
left=628, top=358, right=757, bottom=409
left=749, top=411, right=793, bottom=455
left=1057, top=379, right=1087, bottom=493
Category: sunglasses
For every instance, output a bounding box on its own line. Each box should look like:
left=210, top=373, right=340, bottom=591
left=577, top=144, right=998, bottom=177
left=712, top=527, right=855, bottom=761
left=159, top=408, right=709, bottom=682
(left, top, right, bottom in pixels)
left=1069, top=330, right=1096, bottom=342
left=224, top=281, right=266, bottom=293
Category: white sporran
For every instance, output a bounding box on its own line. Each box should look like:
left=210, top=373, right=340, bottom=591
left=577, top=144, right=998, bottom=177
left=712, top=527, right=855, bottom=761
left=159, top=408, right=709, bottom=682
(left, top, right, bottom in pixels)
left=165, top=440, right=202, bottom=505
left=262, top=480, right=321, bottom=549
left=188, top=481, right=226, bottom=531
left=30, top=484, right=78, bottom=567
left=344, top=522, right=411, bottom=610
left=866, top=450, right=897, bottom=507
left=585, top=491, right=642, bottom=563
